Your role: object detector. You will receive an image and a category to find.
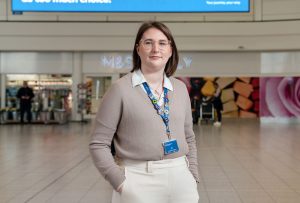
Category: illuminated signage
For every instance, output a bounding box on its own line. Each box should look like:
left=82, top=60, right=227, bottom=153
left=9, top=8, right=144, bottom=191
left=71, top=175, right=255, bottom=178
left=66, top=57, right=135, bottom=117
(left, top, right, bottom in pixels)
left=99, top=55, right=192, bottom=70
left=12, top=0, right=250, bottom=13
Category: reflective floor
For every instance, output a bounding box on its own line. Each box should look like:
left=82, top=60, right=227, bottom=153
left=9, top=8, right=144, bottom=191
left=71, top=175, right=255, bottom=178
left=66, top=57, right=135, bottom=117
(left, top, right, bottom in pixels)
left=1, top=119, right=300, bottom=203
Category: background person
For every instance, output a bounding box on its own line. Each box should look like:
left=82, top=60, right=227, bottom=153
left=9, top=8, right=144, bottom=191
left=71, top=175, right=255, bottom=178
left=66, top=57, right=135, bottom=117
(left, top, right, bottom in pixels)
left=213, top=82, right=223, bottom=126
left=89, top=21, right=199, bottom=203
left=191, top=95, right=201, bottom=124
left=16, top=81, right=35, bottom=123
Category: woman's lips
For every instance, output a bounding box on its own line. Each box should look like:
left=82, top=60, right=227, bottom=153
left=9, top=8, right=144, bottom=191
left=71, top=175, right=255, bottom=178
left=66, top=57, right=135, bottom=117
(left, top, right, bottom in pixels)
left=149, top=56, right=161, bottom=59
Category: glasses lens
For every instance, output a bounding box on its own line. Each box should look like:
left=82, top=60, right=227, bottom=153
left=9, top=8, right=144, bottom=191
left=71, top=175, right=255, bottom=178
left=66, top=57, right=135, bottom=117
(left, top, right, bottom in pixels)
left=159, top=41, right=169, bottom=50
left=141, top=40, right=170, bottom=50
left=143, top=40, right=153, bottom=50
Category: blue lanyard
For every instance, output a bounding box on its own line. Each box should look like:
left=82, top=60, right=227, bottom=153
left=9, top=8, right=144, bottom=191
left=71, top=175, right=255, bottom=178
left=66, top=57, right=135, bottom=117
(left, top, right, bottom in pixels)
left=142, top=82, right=171, bottom=139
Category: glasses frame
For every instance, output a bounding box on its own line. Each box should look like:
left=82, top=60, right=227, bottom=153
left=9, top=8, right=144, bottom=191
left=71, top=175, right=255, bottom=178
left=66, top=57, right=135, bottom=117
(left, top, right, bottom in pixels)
left=138, top=39, right=171, bottom=51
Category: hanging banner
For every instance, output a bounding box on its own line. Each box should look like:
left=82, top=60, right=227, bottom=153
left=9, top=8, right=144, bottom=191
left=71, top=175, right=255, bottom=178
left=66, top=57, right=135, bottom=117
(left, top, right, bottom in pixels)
left=12, top=0, right=250, bottom=13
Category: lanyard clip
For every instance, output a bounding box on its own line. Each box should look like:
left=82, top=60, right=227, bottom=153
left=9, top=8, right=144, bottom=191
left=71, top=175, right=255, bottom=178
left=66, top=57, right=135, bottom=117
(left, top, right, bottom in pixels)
left=166, top=131, right=171, bottom=140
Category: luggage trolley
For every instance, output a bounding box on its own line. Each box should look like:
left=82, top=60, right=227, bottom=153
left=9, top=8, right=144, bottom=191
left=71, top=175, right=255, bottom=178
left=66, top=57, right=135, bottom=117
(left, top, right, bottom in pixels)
left=200, top=99, right=214, bottom=124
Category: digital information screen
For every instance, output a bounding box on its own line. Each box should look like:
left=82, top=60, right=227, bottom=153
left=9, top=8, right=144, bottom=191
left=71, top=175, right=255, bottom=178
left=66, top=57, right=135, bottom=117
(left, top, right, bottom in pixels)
left=12, top=0, right=250, bottom=13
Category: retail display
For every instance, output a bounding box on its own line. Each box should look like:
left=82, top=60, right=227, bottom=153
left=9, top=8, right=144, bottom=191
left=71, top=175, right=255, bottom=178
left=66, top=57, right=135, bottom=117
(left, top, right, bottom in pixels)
left=236, top=95, right=254, bottom=110
left=177, top=76, right=260, bottom=119
left=77, top=81, right=92, bottom=120
left=2, top=74, right=72, bottom=124
left=233, top=81, right=254, bottom=98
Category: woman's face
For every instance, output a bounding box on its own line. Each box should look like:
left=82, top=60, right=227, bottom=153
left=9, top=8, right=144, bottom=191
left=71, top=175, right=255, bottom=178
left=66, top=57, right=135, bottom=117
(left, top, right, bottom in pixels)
left=137, top=28, right=172, bottom=73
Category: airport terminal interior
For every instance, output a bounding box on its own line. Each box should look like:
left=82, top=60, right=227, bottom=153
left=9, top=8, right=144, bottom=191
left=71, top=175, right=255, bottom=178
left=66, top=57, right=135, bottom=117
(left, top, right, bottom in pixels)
left=1, top=0, right=300, bottom=202
left=1, top=120, right=300, bottom=202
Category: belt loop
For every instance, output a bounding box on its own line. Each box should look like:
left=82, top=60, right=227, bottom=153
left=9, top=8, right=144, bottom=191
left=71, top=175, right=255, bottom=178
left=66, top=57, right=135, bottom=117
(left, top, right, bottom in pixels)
left=147, top=161, right=153, bottom=173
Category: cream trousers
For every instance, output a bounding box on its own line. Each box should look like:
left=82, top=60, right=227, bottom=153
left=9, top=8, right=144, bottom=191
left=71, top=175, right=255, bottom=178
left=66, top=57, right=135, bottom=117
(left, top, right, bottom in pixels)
left=112, top=156, right=199, bottom=203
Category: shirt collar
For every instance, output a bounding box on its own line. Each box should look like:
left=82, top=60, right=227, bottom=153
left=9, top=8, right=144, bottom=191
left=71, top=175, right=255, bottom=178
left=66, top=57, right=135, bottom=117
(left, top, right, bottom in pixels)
left=132, top=69, right=173, bottom=91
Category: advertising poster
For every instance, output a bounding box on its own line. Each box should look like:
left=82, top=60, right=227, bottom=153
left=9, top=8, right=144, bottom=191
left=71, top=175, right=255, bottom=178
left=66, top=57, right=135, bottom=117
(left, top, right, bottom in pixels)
left=260, top=77, right=300, bottom=118
left=177, top=77, right=260, bottom=118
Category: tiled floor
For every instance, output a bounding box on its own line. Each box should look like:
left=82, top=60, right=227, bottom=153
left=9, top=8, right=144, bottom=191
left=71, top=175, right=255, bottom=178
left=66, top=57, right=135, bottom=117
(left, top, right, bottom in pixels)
left=1, top=119, right=300, bottom=203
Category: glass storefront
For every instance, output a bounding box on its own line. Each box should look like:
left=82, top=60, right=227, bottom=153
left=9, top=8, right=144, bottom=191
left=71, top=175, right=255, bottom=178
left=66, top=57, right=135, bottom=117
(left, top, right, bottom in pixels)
left=82, top=76, right=112, bottom=119
left=3, top=74, right=72, bottom=123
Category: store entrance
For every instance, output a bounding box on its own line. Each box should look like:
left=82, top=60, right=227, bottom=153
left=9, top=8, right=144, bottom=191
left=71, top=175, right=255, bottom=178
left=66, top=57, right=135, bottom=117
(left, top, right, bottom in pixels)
left=81, top=76, right=112, bottom=120
left=3, top=74, right=72, bottom=124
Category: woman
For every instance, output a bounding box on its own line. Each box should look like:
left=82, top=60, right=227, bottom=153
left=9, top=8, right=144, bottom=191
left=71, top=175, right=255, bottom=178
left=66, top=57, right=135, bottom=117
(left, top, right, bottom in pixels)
left=89, top=21, right=199, bottom=203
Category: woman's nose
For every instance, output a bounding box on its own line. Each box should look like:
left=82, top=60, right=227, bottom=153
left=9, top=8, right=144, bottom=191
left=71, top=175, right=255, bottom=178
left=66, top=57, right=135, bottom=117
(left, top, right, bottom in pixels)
left=151, top=42, right=159, bottom=52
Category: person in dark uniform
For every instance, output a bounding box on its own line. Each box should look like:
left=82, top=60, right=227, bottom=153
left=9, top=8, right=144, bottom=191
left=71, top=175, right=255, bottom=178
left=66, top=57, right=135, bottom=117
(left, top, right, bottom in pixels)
left=191, top=95, right=201, bottom=124
left=17, top=81, right=35, bottom=123
left=212, top=82, right=223, bottom=126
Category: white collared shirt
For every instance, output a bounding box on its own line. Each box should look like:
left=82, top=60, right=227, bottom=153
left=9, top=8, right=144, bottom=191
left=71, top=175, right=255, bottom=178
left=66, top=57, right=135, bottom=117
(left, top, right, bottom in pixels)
left=132, top=69, right=173, bottom=106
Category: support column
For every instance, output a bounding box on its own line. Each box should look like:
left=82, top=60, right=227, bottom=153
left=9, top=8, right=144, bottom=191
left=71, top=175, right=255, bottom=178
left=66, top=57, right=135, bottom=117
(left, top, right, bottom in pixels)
left=0, top=53, right=5, bottom=108
left=254, top=0, right=263, bottom=21
left=71, top=52, right=83, bottom=121
left=0, top=74, right=5, bottom=109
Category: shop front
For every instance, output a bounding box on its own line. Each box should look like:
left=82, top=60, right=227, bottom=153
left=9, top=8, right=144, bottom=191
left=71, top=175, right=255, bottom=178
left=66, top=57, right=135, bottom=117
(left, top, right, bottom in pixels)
left=4, top=74, right=72, bottom=124
left=81, top=52, right=130, bottom=120
left=0, top=52, right=127, bottom=123
left=1, top=51, right=298, bottom=124
left=0, top=52, right=74, bottom=124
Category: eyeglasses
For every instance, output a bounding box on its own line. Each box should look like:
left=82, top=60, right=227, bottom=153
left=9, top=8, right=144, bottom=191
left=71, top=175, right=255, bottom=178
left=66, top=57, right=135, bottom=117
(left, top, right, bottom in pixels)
left=139, top=39, right=171, bottom=51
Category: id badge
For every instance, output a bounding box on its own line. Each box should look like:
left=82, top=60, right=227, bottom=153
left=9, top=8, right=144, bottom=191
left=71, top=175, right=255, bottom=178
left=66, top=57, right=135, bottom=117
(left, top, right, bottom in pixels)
left=162, top=139, right=179, bottom=155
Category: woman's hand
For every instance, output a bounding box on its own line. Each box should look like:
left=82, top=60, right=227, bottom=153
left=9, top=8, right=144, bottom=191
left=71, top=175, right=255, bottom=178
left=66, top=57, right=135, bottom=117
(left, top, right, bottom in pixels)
left=117, top=182, right=125, bottom=193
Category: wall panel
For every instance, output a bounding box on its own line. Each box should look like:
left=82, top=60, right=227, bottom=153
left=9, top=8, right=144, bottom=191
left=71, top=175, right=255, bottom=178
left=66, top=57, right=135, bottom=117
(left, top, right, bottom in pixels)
left=261, top=52, right=300, bottom=75
left=1, top=21, right=300, bottom=51
left=175, top=52, right=260, bottom=76
left=82, top=52, right=261, bottom=76
left=0, top=0, right=7, bottom=20
left=263, top=0, right=300, bottom=20
left=1, top=52, right=73, bottom=74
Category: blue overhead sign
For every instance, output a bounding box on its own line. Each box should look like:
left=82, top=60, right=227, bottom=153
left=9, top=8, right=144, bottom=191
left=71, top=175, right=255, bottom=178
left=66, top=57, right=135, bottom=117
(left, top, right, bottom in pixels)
left=12, top=0, right=250, bottom=13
